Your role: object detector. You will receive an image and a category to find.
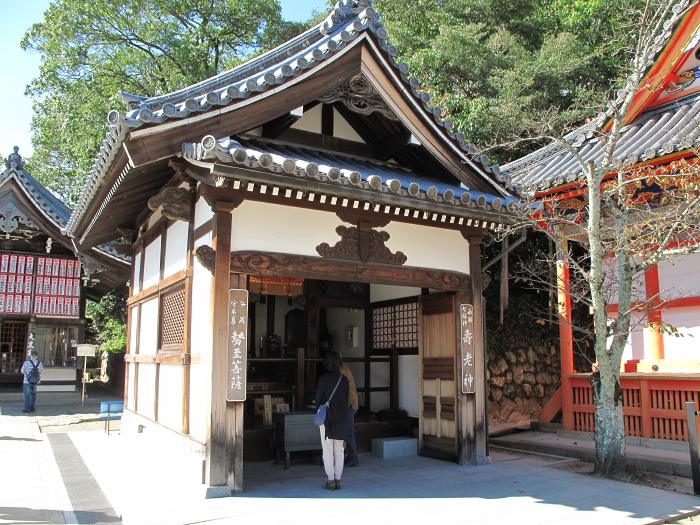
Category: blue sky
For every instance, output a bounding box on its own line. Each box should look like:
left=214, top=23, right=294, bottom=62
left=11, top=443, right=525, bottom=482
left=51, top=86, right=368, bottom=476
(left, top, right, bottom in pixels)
left=0, top=0, right=326, bottom=158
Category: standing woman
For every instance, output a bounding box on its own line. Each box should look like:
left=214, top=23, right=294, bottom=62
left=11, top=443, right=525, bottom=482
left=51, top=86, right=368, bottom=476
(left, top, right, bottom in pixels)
left=314, top=351, right=349, bottom=490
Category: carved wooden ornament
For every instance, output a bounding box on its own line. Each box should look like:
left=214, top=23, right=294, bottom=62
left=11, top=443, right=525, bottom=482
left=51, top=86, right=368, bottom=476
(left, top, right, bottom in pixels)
left=316, top=223, right=406, bottom=265
left=147, top=187, right=192, bottom=222
left=195, top=245, right=216, bottom=273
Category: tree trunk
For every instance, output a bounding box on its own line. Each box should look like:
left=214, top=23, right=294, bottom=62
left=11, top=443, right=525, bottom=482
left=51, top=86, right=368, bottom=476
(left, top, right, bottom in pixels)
left=590, top=369, right=625, bottom=475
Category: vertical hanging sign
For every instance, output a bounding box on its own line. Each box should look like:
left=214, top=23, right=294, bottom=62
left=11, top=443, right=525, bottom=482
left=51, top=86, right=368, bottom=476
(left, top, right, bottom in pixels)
left=460, top=303, right=475, bottom=394
left=227, top=289, right=248, bottom=402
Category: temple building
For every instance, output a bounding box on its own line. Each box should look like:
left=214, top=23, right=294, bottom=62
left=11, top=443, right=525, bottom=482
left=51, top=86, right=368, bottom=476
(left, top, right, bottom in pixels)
left=499, top=1, right=700, bottom=441
left=65, top=0, right=516, bottom=493
left=0, top=148, right=128, bottom=392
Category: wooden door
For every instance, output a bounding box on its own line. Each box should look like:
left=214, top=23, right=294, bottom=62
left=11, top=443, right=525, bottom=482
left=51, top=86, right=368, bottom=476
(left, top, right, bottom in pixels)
left=419, top=293, right=458, bottom=461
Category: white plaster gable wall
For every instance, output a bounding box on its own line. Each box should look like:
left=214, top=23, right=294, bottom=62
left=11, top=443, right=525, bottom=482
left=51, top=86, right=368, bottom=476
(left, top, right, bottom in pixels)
left=333, top=108, right=364, bottom=142
left=659, top=252, right=700, bottom=301
left=163, top=220, right=188, bottom=278
left=290, top=104, right=321, bottom=133
left=382, top=221, right=470, bottom=274
left=662, top=307, right=700, bottom=361
left=194, top=195, right=214, bottom=229
left=142, top=236, right=162, bottom=289
left=230, top=201, right=343, bottom=255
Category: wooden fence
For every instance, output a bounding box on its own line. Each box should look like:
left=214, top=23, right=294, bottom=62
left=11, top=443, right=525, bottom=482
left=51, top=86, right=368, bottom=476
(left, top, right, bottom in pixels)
left=569, top=374, right=700, bottom=441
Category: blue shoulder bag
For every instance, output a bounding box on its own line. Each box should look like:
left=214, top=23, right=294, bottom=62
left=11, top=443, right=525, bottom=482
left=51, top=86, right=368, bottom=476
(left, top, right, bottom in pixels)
left=314, top=375, right=343, bottom=426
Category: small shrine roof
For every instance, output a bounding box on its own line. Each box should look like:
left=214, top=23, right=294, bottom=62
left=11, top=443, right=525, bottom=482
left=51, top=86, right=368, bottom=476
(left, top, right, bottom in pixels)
left=499, top=92, right=700, bottom=195
left=183, top=136, right=519, bottom=218
left=1, top=150, right=128, bottom=264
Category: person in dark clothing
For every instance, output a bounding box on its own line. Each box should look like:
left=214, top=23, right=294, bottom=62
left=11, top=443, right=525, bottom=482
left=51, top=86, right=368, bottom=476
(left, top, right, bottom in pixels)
left=314, top=351, right=349, bottom=490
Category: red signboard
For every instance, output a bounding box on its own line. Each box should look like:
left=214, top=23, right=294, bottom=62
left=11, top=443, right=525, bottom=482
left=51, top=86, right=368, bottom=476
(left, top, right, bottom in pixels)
left=0, top=252, right=81, bottom=318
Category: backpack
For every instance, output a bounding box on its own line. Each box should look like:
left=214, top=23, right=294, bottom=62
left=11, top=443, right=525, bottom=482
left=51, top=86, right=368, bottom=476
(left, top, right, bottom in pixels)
left=26, top=360, right=40, bottom=385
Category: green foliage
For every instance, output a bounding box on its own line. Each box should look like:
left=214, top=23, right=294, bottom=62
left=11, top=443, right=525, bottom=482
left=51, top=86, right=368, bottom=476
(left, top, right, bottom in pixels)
left=22, top=0, right=298, bottom=205
left=373, top=0, right=645, bottom=162
left=85, top=285, right=128, bottom=353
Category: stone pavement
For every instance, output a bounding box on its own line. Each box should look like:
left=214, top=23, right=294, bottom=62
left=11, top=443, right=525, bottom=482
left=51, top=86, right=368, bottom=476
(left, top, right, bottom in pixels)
left=1, top=390, right=700, bottom=525
left=492, top=430, right=693, bottom=478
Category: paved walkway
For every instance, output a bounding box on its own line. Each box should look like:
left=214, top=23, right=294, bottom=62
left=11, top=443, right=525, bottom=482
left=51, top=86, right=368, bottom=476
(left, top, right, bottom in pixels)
left=1, top=391, right=699, bottom=525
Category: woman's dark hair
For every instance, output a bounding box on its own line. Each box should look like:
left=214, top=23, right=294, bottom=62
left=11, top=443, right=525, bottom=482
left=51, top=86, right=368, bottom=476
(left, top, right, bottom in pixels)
left=323, top=351, right=341, bottom=372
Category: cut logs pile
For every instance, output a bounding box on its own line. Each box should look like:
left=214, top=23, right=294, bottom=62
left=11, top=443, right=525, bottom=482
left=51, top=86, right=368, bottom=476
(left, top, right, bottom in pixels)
left=487, top=345, right=560, bottom=423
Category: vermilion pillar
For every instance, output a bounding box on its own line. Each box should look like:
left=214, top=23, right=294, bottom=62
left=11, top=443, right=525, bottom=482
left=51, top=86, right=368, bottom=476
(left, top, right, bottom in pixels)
left=557, top=240, right=574, bottom=430
left=644, top=264, right=665, bottom=360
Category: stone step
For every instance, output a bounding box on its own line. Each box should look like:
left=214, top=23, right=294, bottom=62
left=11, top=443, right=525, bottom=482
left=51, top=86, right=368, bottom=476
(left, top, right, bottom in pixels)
left=371, top=437, right=417, bottom=458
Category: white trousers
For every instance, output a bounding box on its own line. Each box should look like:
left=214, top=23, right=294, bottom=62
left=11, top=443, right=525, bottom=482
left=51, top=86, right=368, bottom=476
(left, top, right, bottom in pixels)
left=320, top=424, right=344, bottom=481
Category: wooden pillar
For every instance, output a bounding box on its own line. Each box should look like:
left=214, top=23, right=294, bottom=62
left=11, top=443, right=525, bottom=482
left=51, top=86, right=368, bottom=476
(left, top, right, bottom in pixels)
left=205, top=202, right=234, bottom=489
left=458, top=236, right=489, bottom=465
left=557, top=240, right=575, bottom=430
left=644, top=264, right=665, bottom=361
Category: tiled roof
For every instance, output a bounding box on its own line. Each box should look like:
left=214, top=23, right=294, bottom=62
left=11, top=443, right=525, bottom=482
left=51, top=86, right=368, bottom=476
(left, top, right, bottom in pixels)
left=183, top=136, right=519, bottom=214
left=499, top=92, right=700, bottom=194
left=0, top=161, right=128, bottom=263
left=66, top=0, right=509, bottom=237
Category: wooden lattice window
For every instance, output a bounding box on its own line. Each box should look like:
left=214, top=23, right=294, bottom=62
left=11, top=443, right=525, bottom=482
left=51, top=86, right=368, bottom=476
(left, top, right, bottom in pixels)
left=160, top=287, right=185, bottom=348
left=372, top=299, right=418, bottom=351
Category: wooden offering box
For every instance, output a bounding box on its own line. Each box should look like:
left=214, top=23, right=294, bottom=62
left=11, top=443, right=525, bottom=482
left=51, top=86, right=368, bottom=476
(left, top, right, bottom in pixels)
left=272, top=411, right=321, bottom=469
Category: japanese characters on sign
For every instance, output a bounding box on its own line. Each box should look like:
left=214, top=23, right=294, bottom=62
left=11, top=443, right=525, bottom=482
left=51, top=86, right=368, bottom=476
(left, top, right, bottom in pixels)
left=227, top=289, right=249, bottom=402
left=459, top=303, right=475, bottom=394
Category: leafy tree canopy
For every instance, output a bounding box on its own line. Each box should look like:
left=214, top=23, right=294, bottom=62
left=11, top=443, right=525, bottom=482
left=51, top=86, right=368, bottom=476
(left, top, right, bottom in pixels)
left=22, top=0, right=305, bottom=205
left=373, top=0, right=646, bottom=161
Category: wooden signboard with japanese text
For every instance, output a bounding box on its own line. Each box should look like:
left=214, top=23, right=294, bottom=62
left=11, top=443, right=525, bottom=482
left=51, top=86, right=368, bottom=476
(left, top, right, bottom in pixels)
left=459, top=303, right=475, bottom=394
left=227, top=289, right=249, bottom=402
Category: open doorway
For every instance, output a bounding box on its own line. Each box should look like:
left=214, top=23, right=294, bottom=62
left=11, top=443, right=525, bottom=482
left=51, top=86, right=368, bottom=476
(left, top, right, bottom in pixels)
left=242, top=279, right=421, bottom=467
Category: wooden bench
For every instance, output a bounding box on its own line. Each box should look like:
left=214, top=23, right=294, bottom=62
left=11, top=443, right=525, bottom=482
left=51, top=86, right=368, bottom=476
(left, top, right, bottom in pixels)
left=98, top=401, right=124, bottom=434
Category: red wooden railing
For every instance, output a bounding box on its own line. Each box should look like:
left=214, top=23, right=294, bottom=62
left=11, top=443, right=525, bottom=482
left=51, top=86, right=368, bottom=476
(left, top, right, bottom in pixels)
left=568, top=374, right=700, bottom=441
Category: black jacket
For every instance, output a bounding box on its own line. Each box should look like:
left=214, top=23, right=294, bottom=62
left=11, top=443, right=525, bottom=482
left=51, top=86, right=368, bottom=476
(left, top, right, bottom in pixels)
left=314, top=371, right=349, bottom=441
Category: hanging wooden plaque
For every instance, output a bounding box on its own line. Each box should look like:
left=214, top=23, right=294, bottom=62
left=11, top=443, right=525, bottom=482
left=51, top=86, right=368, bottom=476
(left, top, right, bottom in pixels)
left=459, top=303, right=475, bottom=394
left=227, top=289, right=249, bottom=402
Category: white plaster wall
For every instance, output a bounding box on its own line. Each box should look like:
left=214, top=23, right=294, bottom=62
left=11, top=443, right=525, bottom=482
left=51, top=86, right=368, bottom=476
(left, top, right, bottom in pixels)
left=138, top=298, right=159, bottom=355
left=383, top=221, right=470, bottom=274
left=189, top=234, right=213, bottom=442
left=399, top=354, right=419, bottom=417
left=230, top=201, right=343, bottom=256
left=148, top=208, right=162, bottom=230
left=129, top=305, right=139, bottom=354
left=370, top=359, right=390, bottom=412
left=620, top=312, right=646, bottom=362
left=127, top=363, right=136, bottom=409
left=370, top=284, right=421, bottom=303
left=333, top=108, right=364, bottom=143
left=132, top=251, right=142, bottom=293
left=290, top=104, right=321, bottom=133
left=194, top=195, right=214, bottom=229
left=188, top=363, right=209, bottom=443
left=603, top=258, right=646, bottom=304
left=137, top=363, right=156, bottom=419
left=659, top=253, right=700, bottom=300
left=163, top=221, right=189, bottom=278
left=142, top=236, right=162, bottom=290
left=662, top=307, right=700, bottom=361
left=157, top=364, right=183, bottom=433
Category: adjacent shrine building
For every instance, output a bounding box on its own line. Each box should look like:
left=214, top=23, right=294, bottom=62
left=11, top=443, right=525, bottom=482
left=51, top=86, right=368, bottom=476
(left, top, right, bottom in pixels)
left=66, top=0, right=516, bottom=492
left=0, top=148, right=128, bottom=392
